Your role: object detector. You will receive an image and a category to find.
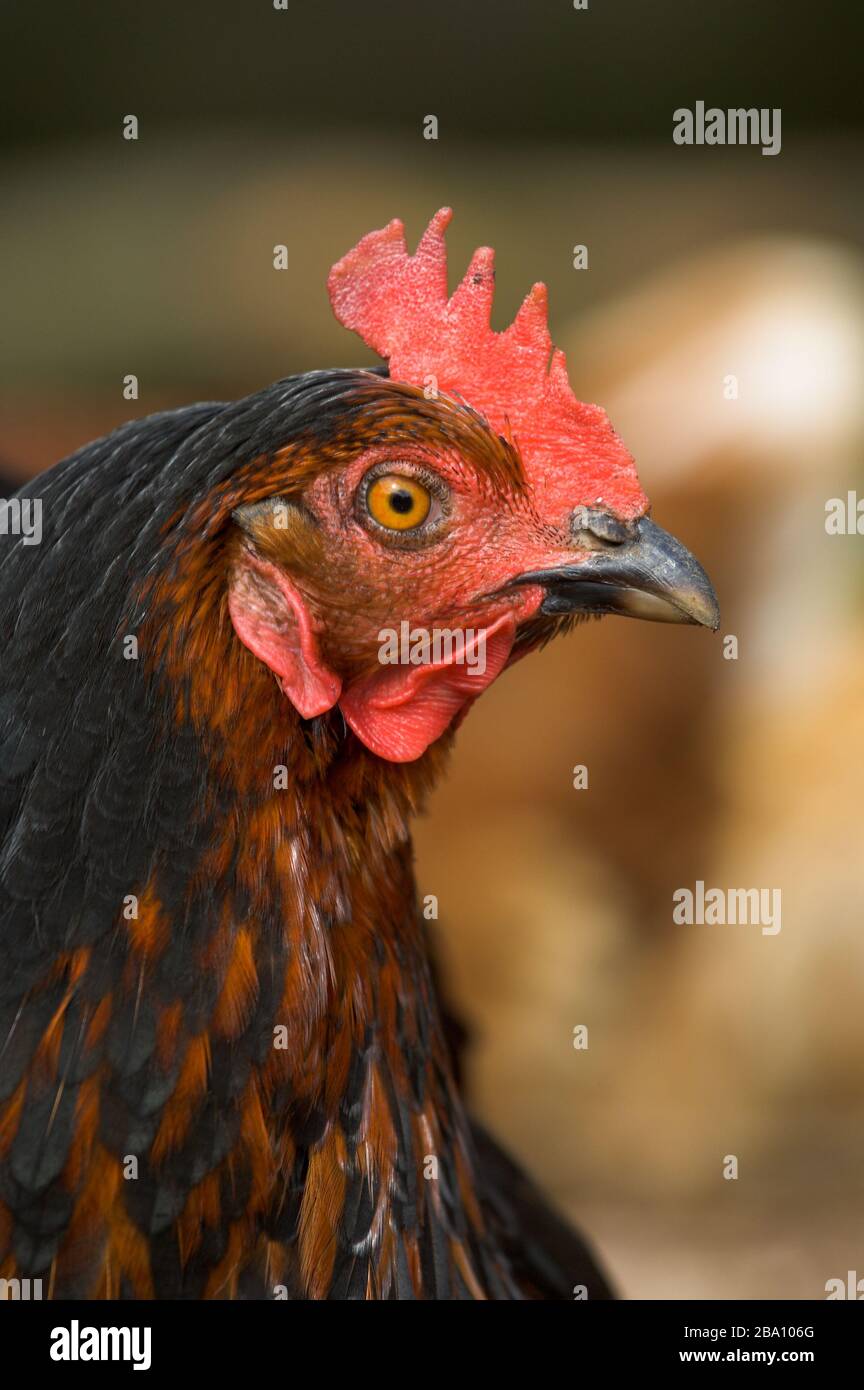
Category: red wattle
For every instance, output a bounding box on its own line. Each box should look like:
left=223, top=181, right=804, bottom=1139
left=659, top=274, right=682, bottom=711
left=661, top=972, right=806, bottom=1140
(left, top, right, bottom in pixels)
left=339, top=614, right=516, bottom=762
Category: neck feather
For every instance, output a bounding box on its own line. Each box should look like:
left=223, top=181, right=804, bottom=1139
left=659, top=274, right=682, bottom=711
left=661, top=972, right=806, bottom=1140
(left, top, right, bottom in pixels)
left=128, top=559, right=512, bottom=1298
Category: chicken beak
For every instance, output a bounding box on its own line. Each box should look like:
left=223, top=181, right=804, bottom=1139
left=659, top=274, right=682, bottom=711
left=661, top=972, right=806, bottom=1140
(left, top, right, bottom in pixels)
left=513, top=517, right=720, bottom=629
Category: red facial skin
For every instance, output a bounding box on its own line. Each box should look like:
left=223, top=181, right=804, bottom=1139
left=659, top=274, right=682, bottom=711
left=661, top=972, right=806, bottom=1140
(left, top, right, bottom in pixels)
left=229, top=415, right=643, bottom=762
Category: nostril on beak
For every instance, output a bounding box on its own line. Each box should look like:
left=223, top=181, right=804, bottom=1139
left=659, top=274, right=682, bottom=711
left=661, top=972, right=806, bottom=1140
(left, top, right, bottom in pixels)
left=570, top=506, right=636, bottom=549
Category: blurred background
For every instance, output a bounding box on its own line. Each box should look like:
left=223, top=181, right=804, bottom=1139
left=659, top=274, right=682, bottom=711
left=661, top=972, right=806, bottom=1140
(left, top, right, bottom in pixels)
left=2, top=0, right=863, bottom=1298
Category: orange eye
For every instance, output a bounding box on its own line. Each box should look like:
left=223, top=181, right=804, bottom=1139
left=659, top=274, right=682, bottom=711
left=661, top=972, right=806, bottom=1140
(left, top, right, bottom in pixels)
left=366, top=474, right=432, bottom=531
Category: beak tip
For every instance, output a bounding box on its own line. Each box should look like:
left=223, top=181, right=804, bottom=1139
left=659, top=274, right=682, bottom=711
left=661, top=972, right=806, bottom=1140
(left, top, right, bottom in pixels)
left=695, top=598, right=721, bottom=632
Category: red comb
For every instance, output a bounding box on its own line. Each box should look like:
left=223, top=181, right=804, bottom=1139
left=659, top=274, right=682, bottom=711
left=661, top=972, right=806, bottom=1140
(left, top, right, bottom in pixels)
left=328, top=208, right=647, bottom=519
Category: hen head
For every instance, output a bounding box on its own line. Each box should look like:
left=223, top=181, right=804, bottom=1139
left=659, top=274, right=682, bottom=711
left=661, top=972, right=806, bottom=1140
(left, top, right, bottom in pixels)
left=228, top=208, right=718, bottom=763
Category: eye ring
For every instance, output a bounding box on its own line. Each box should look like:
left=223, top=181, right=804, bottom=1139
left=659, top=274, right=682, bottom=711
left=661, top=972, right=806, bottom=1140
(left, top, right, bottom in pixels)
left=356, top=461, right=449, bottom=544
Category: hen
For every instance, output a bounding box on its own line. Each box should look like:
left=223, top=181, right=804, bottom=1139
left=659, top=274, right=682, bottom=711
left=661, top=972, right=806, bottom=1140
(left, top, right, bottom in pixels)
left=0, top=209, right=717, bottom=1299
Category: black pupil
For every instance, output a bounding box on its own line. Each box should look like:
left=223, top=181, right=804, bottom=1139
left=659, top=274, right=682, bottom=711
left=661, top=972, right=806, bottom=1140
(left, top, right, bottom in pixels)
left=389, top=489, right=414, bottom=515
